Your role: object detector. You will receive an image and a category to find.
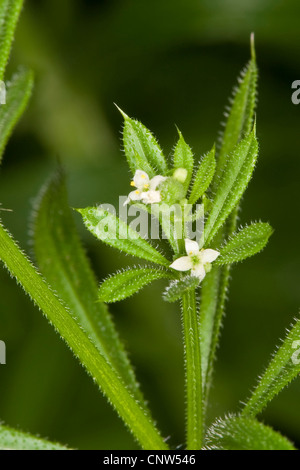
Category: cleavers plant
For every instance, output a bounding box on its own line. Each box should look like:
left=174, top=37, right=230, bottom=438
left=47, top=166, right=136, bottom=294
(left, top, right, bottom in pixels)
left=0, top=2, right=299, bottom=450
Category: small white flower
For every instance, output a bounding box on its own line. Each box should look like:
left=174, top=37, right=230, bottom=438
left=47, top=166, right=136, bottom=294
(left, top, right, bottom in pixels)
left=124, top=170, right=166, bottom=206
left=170, top=238, right=220, bottom=281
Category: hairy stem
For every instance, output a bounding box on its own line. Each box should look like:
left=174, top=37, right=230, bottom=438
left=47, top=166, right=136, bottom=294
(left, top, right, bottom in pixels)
left=181, top=288, right=203, bottom=449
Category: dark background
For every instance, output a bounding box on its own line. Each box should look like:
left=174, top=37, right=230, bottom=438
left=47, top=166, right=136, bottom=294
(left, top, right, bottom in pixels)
left=0, top=0, right=299, bottom=449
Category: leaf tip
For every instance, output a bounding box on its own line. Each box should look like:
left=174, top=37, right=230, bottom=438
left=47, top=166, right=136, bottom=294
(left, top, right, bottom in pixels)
left=174, top=124, right=182, bottom=138
left=74, top=208, right=84, bottom=215
left=250, top=32, right=256, bottom=61
left=114, top=103, right=128, bottom=120
left=211, top=143, right=216, bottom=157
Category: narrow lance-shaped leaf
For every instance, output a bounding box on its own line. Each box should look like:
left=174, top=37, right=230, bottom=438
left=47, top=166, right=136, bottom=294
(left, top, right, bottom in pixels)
left=188, top=146, right=216, bottom=205
left=0, top=69, right=33, bottom=163
left=216, top=222, right=273, bottom=265
left=204, top=129, right=258, bottom=245
left=204, top=416, right=295, bottom=451
left=200, top=38, right=258, bottom=413
left=118, top=106, right=168, bottom=177
left=215, top=35, right=258, bottom=179
left=199, top=267, right=221, bottom=392
left=242, top=316, right=300, bottom=418
left=0, top=222, right=168, bottom=450
left=78, top=206, right=170, bottom=267
left=173, top=130, right=193, bottom=192
left=0, top=0, right=24, bottom=81
left=163, top=275, right=199, bottom=303
left=0, top=424, right=68, bottom=450
left=99, top=267, right=174, bottom=303
left=33, top=170, right=146, bottom=406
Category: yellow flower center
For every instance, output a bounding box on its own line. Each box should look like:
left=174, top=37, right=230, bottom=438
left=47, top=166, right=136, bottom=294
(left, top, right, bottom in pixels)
left=130, top=181, right=135, bottom=187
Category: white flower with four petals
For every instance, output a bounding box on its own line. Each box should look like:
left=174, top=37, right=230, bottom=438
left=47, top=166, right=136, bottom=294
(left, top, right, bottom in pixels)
left=170, top=239, right=220, bottom=281
left=124, top=170, right=166, bottom=206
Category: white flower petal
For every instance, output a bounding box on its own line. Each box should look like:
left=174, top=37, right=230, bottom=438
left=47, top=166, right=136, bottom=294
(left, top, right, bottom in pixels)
left=191, top=264, right=206, bottom=281
left=185, top=238, right=199, bottom=255
left=123, top=197, right=130, bottom=206
left=141, top=190, right=161, bottom=204
left=150, top=175, right=166, bottom=190
left=170, top=256, right=193, bottom=272
left=133, top=170, right=150, bottom=189
left=201, top=249, right=220, bottom=264
left=128, top=189, right=143, bottom=202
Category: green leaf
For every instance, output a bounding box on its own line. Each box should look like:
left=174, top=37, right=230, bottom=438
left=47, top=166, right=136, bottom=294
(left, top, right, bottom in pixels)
left=0, top=222, right=168, bottom=450
left=204, top=416, right=295, bottom=450
left=163, top=275, right=199, bottom=303
left=78, top=206, right=169, bottom=267
left=0, top=69, right=33, bottom=164
left=119, top=107, right=168, bottom=177
left=188, top=146, right=216, bottom=205
left=199, top=267, right=221, bottom=394
left=0, top=424, right=68, bottom=450
left=200, top=224, right=235, bottom=405
left=99, top=267, right=174, bottom=303
left=200, top=38, right=258, bottom=419
left=216, top=222, right=273, bottom=265
left=0, top=0, right=24, bottom=81
left=173, top=130, right=193, bottom=192
left=204, top=129, right=258, bottom=245
left=215, top=38, right=258, bottom=179
left=33, top=170, right=146, bottom=406
left=242, top=317, right=300, bottom=418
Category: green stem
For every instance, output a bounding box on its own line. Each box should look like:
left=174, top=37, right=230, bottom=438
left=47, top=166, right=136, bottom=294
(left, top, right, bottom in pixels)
left=181, top=288, right=203, bottom=449
left=0, top=222, right=168, bottom=450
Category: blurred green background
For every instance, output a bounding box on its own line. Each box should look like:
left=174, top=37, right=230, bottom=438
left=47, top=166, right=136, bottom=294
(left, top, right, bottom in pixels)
left=0, top=0, right=300, bottom=449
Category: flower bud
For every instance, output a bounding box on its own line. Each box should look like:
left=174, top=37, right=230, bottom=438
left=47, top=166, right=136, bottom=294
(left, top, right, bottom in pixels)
left=173, top=168, right=188, bottom=183
left=160, top=177, right=186, bottom=205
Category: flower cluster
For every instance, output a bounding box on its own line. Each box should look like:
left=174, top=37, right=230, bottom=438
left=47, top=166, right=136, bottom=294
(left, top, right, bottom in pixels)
left=124, top=170, right=166, bottom=206
left=123, top=169, right=220, bottom=282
